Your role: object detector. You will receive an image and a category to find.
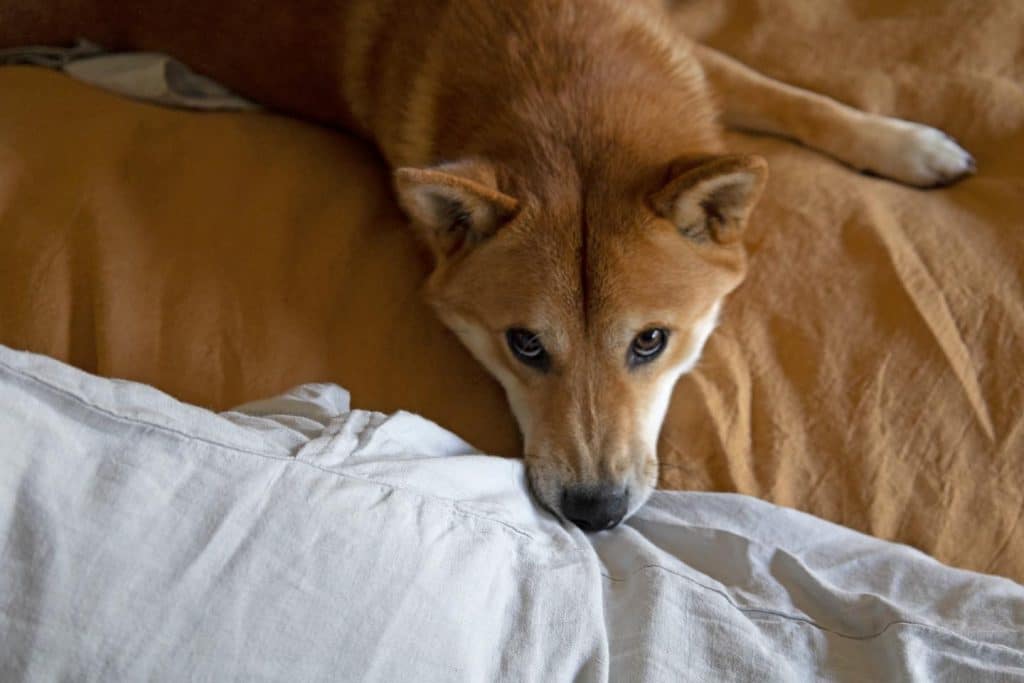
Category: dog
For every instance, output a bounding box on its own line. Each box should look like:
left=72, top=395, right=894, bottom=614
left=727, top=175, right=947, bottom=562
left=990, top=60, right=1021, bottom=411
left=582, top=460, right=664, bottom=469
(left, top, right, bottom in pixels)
left=1, top=0, right=974, bottom=530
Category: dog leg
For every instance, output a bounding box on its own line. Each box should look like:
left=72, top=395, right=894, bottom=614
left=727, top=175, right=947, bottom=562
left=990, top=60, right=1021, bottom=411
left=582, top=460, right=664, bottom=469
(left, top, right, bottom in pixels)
left=694, top=44, right=975, bottom=188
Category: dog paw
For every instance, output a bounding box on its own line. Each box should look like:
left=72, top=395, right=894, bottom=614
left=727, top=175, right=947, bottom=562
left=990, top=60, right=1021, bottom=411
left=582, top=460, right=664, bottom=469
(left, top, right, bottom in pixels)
left=859, top=118, right=975, bottom=188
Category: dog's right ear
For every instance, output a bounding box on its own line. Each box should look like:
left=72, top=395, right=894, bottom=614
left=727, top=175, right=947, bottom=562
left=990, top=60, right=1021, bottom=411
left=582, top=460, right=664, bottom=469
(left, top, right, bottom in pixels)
left=394, top=160, right=519, bottom=261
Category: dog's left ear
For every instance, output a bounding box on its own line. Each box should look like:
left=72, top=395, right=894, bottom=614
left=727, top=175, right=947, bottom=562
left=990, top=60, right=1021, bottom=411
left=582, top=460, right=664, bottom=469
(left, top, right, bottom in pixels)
left=650, top=154, right=767, bottom=245
left=395, top=160, right=519, bottom=261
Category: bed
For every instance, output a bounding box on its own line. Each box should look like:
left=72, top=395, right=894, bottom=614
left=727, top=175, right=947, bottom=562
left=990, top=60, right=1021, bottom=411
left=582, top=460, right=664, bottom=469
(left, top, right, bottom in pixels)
left=0, top=0, right=1021, bottom=584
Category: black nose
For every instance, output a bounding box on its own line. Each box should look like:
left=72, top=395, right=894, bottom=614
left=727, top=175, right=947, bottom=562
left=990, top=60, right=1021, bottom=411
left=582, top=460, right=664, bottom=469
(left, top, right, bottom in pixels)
left=561, top=486, right=629, bottom=532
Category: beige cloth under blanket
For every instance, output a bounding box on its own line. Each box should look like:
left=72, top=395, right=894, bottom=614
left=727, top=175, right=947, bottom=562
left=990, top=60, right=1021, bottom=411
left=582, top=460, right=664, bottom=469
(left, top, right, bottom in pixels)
left=0, top=0, right=1021, bottom=580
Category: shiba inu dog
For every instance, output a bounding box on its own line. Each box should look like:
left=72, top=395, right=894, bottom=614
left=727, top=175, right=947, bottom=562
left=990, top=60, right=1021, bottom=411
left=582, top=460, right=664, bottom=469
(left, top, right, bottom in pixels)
left=1, top=0, right=973, bottom=530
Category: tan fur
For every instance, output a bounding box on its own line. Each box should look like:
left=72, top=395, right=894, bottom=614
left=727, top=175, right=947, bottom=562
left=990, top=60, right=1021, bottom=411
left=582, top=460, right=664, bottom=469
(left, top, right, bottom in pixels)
left=0, top=0, right=973, bottom=525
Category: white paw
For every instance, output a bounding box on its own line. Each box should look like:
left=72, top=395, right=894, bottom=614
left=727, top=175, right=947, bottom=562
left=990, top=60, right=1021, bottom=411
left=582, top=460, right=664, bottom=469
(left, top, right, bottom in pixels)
left=859, top=118, right=975, bottom=188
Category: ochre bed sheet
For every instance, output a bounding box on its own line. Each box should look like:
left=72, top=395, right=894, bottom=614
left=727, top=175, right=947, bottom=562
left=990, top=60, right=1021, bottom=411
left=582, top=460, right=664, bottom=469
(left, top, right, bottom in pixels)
left=0, top=0, right=1021, bottom=579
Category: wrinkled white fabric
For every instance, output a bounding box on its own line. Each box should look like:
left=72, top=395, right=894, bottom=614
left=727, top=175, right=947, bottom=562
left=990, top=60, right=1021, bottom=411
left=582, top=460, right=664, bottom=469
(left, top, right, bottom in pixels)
left=0, top=345, right=1021, bottom=682
left=0, top=41, right=257, bottom=110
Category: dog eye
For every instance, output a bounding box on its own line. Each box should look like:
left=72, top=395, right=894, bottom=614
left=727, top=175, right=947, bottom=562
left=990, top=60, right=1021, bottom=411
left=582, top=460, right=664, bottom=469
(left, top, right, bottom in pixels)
left=506, top=328, right=549, bottom=370
left=629, top=328, right=668, bottom=365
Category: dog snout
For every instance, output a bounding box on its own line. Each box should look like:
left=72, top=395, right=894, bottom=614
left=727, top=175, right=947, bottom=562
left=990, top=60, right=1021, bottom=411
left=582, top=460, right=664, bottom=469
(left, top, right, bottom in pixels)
left=561, top=485, right=629, bottom=532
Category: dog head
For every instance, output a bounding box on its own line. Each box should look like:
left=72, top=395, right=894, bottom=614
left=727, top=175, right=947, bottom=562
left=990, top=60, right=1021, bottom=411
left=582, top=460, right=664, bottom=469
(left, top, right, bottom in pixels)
left=395, top=154, right=766, bottom=530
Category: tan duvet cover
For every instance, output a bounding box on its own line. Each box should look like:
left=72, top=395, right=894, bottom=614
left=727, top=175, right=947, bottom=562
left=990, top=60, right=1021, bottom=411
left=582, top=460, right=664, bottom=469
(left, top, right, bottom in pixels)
left=1, top=0, right=1021, bottom=579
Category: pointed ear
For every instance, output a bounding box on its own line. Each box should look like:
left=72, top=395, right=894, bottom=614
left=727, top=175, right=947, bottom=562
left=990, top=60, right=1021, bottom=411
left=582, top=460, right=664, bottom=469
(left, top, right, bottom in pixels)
left=394, top=160, right=519, bottom=261
left=650, top=155, right=767, bottom=244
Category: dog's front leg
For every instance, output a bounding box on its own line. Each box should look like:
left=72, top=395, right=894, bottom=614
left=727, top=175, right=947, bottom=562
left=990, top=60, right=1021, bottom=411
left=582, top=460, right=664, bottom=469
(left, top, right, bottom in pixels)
left=694, top=44, right=975, bottom=188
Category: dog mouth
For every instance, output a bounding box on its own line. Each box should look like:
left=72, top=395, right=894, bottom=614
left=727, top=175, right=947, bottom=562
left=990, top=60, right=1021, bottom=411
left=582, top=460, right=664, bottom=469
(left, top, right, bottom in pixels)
left=560, top=484, right=630, bottom=531
left=523, top=455, right=654, bottom=532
